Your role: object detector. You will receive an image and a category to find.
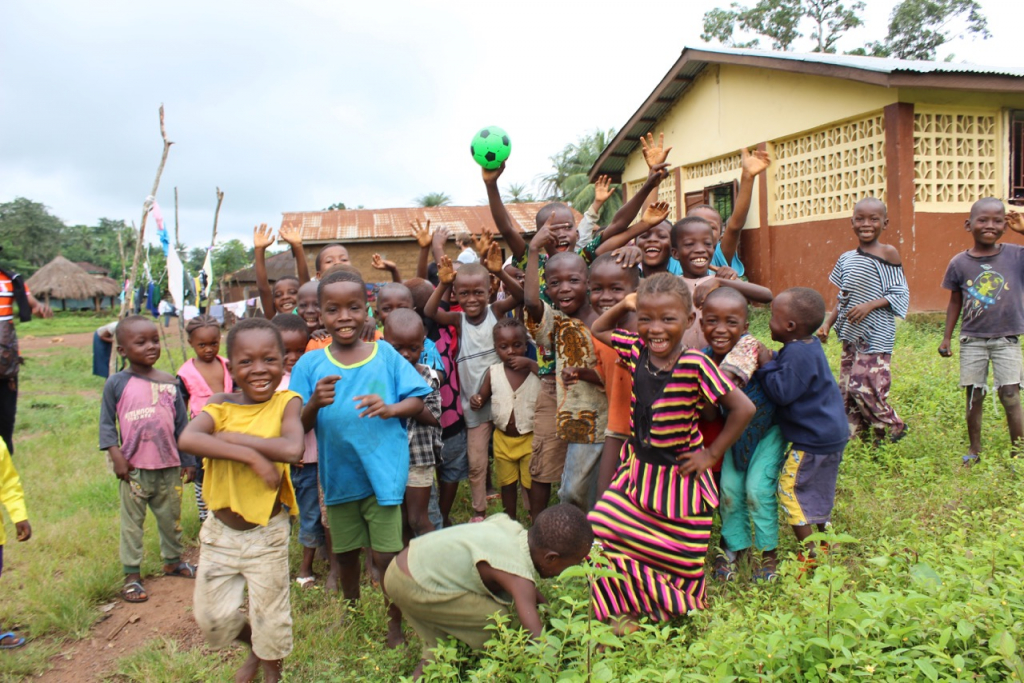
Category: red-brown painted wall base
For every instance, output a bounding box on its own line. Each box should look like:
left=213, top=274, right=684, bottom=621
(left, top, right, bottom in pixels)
left=739, top=213, right=1024, bottom=313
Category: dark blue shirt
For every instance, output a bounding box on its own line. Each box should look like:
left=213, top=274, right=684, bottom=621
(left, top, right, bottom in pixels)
left=755, top=338, right=848, bottom=454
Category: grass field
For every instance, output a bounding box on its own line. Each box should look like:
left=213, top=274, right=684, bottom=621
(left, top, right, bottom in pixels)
left=2, top=311, right=1024, bottom=681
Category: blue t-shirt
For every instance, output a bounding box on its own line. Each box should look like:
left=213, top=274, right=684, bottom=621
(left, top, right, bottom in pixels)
left=290, top=342, right=432, bottom=506
left=421, top=338, right=444, bottom=372
left=666, top=244, right=745, bottom=278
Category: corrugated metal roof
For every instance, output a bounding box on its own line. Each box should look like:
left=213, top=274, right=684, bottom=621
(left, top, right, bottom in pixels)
left=695, top=45, right=1024, bottom=78
left=282, top=202, right=577, bottom=243
left=590, top=45, right=1024, bottom=179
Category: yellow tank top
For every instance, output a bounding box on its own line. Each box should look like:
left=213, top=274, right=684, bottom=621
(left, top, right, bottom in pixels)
left=201, top=391, right=300, bottom=526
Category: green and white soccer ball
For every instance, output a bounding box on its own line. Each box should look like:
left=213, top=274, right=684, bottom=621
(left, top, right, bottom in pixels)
left=470, top=126, right=511, bottom=170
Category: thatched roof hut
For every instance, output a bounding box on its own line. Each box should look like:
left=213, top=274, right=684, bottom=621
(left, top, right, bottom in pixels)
left=26, top=256, right=121, bottom=311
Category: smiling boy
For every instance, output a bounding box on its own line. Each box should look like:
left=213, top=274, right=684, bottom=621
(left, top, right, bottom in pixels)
left=939, top=198, right=1024, bottom=465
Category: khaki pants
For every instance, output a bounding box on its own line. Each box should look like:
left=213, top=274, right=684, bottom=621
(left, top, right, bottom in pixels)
left=119, top=467, right=183, bottom=574
left=384, top=561, right=509, bottom=660
left=194, top=512, right=293, bottom=662
left=466, top=423, right=493, bottom=512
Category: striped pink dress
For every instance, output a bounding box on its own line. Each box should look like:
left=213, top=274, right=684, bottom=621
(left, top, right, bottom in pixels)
left=588, top=330, right=734, bottom=621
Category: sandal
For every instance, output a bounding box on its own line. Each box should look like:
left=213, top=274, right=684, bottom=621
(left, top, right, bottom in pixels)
left=295, top=576, right=316, bottom=588
left=752, top=566, right=779, bottom=583
left=469, top=515, right=486, bottom=523
left=121, top=581, right=149, bottom=603
left=962, top=453, right=980, bottom=467
left=164, top=562, right=197, bottom=579
left=0, top=632, right=26, bottom=649
left=712, top=554, right=735, bottom=582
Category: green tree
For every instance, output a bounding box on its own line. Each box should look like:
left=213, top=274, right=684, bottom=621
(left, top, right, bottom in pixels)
left=865, top=0, right=990, bottom=60
left=212, top=239, right=252, bottom=276
left=323, top=202, right=347, bottom=211
left=502, top=183, right=537, bottom=204
left=0, top=198, right=66, bottom=274
left=540, top=128, right=622, bottom=225
left=703, top=0, right=987, bottom=58
left=415, top=192, right=452, bottom=208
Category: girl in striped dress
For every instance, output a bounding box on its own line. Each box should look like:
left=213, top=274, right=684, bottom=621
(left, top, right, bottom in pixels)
left=589, top=273, right=755, bottom=633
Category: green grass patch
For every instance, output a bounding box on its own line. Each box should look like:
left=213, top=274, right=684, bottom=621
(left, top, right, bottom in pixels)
left=3, top=311, right=1024, bottom=680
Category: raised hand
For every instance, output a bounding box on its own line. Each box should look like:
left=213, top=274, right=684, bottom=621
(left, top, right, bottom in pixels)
left=371, top=253, right=396, bottom=271
left=640, top=132, right=672, bottom=168
left=482, top=161, right=506, bottom=185
left=437, top=255, right=456, bottom=284
left=594, top=175, right=614, bottom=204
left=482, top=241, right=504, bottom=274
left=412, top=219, right=433, bottom=247
left=432, top=226, right=450, bottom=252
left=740, top=147, right=771, bottom=178
left=646, top=162, right=670, bottom=187
left=693, top=279, right=721, bottom=309
left=278, top=224, right=304, bottom=248
left=253, top=223, right=275, bottom=250
left=1007, top=212, right=1024, bottom=235
left=472, top=227, right=495, bottom=259
left=642, top=201, right=671, bottom=226
left=530, top=222, right=555, bottom=254
left=612, top=246, right=642, bottom=268
left=710, top=265, right=739, bottom=281
left=622, top=292, right=638, bottom=311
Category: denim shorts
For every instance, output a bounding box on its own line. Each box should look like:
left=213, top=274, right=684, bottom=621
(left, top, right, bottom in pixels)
left=290, top=464, right=325, bottom=549
left=437, top=430, right=469, bottom=484
left=959, top=336, right=1024, bottom=389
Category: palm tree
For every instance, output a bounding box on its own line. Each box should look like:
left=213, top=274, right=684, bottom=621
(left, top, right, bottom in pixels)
left=415, top=192, right=452, bottom=208
left=537, top=128, right=622, bottom=224
left=503, top=183, right=537, bottom=204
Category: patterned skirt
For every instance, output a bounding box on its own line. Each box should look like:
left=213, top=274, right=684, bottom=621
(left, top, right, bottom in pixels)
left=588, top=444, right=719, bottom=622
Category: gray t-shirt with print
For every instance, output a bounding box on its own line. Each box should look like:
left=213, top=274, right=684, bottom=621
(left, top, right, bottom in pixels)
left=942, top=244, right=1024, bottom=338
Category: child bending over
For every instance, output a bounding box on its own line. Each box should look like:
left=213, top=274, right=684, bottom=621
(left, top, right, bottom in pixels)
left=100, top=315, right=197, bottom=604
left=939, top=199, right=1024, bottom=465
left=589, top=274, right=754, bottom=633
left=290, top=268, right=432, bottom=647
left=756, top=288, right=849, bottom=561
left=384, top=504, right=593, bottom=679
left=470, top=317, right=540, bottom=519
left=179, top=318, right=305, bottom=683
left=819, top=197, right=909, bottom=444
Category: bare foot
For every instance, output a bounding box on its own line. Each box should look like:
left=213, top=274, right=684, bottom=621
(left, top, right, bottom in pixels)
left=411, top=658, right=427, bottom=679
left=234, top=651, right=260, bottom=683
left=325, top=568, right=340, bottom=593
left=261, top=658, right=283, bottom=683
left=386, top=618, right=406, bottom=649
left=609, top=613, right=641, bottom=637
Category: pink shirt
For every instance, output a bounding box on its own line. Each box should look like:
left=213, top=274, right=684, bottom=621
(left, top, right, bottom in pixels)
left=177, top=357, right=233, bottom=419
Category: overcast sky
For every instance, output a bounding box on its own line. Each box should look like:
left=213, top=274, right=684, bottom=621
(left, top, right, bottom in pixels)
left=1, top=0, right=1020, bottom=250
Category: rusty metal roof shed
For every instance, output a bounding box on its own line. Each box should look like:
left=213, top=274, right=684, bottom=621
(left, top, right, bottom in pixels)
left=591, top=45, right=1024, bottom=181
left=283, top=202, right=575, bottom=243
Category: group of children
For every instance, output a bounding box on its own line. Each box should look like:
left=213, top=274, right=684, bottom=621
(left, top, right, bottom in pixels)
left=4, top=134, right=1022, bottom=678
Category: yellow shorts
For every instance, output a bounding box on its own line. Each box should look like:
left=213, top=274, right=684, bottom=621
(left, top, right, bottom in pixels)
left=493, top=430, right=533, bottom=488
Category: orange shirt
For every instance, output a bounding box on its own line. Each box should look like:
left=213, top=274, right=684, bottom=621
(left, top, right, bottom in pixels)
left=305, top=336, right=331, bottom=352
left=595, top=339, right=632, bottom=438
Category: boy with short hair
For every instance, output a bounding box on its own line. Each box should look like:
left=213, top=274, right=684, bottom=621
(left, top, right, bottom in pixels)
left=180, top=317, right=306, bottom=683
left=425, top=245, right=523, bottom=522
left=290, top=268, right=432, bottom=647
left=819, top=197, right=910, bottom=443
left=939, top=199, right=1024, bottom=464
left=384, top=504, right=593, bottom=679
left=0, top=438, right=31, bottom=649
left=99, top=315, right=197, bottom=604
left=383, top=309, right=443, bottom=538
left=525, top=220, right=608, bottom=513
left=469, top=317, right=540, bottom=520
left=755, top=288, right=849, bottom=559
left=253, top=224, right=310, bottom=318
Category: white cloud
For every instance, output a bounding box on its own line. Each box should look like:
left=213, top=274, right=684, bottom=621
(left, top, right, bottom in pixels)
left=1, top=0, right=1020, bottom=255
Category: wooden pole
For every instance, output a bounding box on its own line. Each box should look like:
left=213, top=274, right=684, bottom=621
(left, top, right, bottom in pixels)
left=118, top=104, right=173, bottom=320
left=211, top=187, right=224, bottom=249
left=174, top=186, right=180, bottom=248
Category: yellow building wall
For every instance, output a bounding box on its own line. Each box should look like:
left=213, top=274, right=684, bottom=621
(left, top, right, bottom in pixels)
left=622, top=64, right=899, bottom=187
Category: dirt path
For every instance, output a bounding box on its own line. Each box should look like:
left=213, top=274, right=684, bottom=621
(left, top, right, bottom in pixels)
left=36, top=556, right=204, bottom=682
left=18, top=332, right=94, bottom=352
